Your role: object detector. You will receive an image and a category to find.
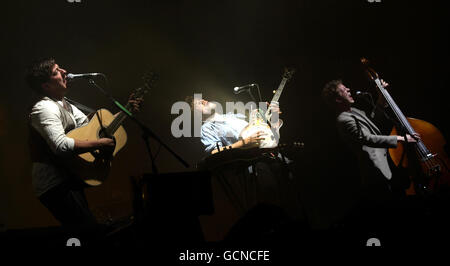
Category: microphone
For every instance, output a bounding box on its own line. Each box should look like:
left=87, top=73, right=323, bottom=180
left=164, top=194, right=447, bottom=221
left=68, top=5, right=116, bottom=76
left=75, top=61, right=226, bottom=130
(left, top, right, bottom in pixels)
left=66, top=73, right=102, bottom=80
left=233, top=83, right=257, bottom=94
left=355, top=91, right=371, bottom=97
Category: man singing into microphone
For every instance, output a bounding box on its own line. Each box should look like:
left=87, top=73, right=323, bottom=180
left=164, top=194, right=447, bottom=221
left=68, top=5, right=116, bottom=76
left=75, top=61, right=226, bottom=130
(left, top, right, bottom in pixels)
left=25, top=58, right=116, bottom=229
left=321, top=79, right=419, bottom=203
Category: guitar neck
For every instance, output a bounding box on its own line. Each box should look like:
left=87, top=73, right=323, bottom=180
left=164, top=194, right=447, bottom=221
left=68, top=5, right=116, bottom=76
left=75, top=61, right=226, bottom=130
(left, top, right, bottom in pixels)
left=105, top=95, right=138, bottom=135
left=106, top=111, right=129, bottom=135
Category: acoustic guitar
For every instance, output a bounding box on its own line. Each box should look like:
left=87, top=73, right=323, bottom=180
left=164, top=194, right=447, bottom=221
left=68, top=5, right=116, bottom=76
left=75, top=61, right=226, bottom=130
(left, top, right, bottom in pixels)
left=66, top=73, right=155, bottom=186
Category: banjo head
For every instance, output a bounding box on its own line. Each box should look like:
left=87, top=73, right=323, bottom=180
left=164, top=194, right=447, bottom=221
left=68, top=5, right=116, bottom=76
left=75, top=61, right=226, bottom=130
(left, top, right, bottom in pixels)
left=240, top=124, right=278, bottom=148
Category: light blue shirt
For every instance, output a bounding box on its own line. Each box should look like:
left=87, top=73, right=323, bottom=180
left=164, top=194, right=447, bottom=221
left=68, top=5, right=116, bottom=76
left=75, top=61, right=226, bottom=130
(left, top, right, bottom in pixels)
left=201, top=113, right=248, bottom=153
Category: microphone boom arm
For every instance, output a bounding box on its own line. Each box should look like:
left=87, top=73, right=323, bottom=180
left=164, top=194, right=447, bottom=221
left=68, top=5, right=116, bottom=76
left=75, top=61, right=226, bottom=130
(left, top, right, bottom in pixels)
left=87, top=77, right=190, bottom=173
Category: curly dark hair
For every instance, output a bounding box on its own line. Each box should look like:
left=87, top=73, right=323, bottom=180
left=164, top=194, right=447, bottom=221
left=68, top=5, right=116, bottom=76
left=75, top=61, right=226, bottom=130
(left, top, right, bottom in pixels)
left=185, top=95, right=195, bottom=110
left=321, top=79, right=343, bottom=106
left=25, top=58, right=56, bottom=94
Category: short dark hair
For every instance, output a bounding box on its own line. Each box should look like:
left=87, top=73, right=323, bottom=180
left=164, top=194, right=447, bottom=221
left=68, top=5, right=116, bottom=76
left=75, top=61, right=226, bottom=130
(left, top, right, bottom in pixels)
left=321, top=79, right=342, bottom=106
left=25, top=58, right=56, bottom=94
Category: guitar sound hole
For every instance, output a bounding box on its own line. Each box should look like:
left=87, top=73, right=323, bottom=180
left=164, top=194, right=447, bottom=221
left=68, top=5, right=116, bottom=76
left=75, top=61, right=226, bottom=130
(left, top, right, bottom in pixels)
left=99, top=128, right=109, bottom=139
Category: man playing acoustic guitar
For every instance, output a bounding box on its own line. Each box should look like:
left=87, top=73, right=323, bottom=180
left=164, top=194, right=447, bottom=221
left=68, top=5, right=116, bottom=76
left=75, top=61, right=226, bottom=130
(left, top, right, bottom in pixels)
left=26, top=58, right=139, bottom=228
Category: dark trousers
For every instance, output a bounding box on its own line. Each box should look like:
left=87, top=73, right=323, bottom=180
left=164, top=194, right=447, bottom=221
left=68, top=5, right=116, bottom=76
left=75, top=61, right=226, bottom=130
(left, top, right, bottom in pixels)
left=39, top=182, right=97, bottom=228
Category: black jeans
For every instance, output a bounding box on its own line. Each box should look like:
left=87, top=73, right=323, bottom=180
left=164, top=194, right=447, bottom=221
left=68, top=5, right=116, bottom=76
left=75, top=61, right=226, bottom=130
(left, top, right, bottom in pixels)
left=39, top=182, right=97, bottom=227
left=215, top=157, right=303, bottom=220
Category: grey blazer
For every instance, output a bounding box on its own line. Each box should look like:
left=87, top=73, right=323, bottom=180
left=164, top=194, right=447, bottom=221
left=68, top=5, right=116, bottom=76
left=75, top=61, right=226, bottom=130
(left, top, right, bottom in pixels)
left=336, top=107, right=398, bottom=184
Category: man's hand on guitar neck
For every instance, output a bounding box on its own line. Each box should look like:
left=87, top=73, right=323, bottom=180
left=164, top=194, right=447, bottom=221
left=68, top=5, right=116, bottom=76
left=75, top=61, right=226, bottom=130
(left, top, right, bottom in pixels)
left=127, top=93, right=144, bottom=113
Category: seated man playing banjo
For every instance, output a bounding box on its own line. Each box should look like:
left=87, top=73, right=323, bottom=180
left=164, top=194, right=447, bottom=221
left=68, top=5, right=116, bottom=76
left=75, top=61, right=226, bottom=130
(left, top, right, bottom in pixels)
left=190, top=97, right=282, bottom=154
left=187, top=94, right=304, bottom=236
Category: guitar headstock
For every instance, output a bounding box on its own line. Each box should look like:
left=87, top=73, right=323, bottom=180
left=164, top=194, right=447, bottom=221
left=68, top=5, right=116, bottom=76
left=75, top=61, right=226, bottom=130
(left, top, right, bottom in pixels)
left=282, top=67, right=296, bottom=81
left=134, top=71, right=158, bottom=97
left=127, top=71, right=158, bottom=112
left=142, top=71, right=158, bottom=91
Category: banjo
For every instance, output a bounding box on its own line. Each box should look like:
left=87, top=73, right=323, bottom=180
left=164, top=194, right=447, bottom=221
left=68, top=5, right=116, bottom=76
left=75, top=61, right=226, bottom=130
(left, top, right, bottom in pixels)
left=239, top=68, right=295, bottom=148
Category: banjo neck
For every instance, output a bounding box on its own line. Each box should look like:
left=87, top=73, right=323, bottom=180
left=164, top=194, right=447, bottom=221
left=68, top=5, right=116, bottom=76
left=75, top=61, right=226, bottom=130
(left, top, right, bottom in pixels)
left=263, top=68, right=296, bottom=118
left=271, top=76, right=289, bottom=103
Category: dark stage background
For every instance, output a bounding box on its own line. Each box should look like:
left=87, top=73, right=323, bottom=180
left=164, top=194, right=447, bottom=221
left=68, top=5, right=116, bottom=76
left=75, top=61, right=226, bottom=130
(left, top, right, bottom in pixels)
left=1, top=0, right=448, bottom=239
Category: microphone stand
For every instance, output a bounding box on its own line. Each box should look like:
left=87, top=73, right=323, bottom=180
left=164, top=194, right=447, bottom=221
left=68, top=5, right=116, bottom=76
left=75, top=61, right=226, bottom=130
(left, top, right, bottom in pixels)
left=245, top=84, right=262, bottom=103
left=88, top=79, right=190, bottom=175
left=246, top=84, right=268, bottom=121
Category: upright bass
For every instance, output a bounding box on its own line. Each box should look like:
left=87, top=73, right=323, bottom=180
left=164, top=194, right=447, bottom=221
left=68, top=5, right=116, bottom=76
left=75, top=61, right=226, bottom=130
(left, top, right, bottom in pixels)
left=361, top=58, right=450, bottom=196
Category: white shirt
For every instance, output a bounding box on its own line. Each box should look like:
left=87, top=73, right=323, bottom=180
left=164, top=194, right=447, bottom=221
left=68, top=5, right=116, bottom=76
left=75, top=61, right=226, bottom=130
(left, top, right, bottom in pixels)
left=30, top=97, right=89, bottom=196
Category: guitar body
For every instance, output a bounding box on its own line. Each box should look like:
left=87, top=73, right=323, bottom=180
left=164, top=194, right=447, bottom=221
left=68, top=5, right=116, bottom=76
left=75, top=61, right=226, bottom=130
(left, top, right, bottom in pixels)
left=63, top=72, right=153, bottom=186
left=240, top=109, right=278, bottom=148
left=66, top=109, right=128, bottom=186
left=389, top=117, right=450, bottom=195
